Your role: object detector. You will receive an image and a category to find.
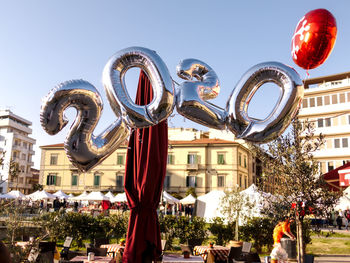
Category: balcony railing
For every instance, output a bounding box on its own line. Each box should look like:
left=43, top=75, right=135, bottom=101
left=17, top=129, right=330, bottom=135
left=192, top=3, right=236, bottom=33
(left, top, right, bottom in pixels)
left=186, top=163, right=199, bottom=170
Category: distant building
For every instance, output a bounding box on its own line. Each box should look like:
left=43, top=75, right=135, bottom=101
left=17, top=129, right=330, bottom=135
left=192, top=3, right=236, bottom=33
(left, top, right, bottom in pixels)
left=40, top=128, right=258, bottom=196
left=0, top=109, right=36, bottom=194
left=30, top=168, right=40, bottom=193
left=298, top=72, right=350, bottom=176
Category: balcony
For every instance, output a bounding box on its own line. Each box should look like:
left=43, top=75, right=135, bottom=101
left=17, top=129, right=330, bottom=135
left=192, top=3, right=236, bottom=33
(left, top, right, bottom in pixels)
left=29, top=150, right=35, bottom=155
left=27, top=161, right=34, bottom=166
left=186, top=163, right=199, bottom=170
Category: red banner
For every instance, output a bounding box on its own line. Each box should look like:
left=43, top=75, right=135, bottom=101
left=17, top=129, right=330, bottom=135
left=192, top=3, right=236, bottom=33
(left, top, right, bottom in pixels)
left=339, top=169, right=350, bottom=187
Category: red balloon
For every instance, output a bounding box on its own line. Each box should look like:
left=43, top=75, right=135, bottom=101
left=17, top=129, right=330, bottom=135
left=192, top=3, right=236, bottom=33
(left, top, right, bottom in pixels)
left=291, top=9, right=337, bottom=70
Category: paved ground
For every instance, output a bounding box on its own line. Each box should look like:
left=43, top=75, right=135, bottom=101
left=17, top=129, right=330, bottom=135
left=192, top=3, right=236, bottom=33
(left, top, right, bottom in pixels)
left=314, top=255, right=350, bottom=262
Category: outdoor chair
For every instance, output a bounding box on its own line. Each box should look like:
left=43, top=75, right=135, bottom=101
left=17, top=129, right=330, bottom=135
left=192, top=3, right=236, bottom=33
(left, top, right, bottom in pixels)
left=180, top=244, right=192, bottom=255
left=245, top=252, right=261, bottom=263
left=242, top=242, right=252, bottom=254
left=86, top=247, right=108, bottom=256
left=94, top=237, right=109, bottom=247
left=59, top=237, right=73, bottom=260
left=226, top=246, right=242, bottom=263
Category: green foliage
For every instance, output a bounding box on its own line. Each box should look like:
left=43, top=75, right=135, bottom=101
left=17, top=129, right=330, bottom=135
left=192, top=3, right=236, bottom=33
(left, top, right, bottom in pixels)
left=208, top=217, right=234, bottom=246
left=170, top=192, right=183, bottom=200
left=186, top=187, right=197, bottom=198
left=105, top=213, right=129, bottom=241
left=159, top=215, right=178, bottom=249
left=220, top=186, right=254, bottom=241
left=239, top=217, right=275, bottom=253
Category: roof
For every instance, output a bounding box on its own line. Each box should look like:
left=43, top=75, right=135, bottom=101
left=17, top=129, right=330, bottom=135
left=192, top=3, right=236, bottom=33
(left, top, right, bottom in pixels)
left=322, top=162, right=350, bottom=191
left=304, top=71, right=350, bottom=89
left=41, top=138, right=238, bottom=149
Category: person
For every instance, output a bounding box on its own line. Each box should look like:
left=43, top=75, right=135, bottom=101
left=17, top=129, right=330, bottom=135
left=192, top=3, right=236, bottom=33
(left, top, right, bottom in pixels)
left=74, top=201, right=79, bottom=212
left=336, top=209, right=343, bottom=230
left=270, top=217, right=296, bottom=263
left=53, top=197, right=60, bottom=211
left=344, top=207, right=350, bottom=231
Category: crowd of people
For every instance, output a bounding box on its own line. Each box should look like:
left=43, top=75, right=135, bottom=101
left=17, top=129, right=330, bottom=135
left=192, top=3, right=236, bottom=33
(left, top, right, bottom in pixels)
left=335, top=207, right=350, bottom=230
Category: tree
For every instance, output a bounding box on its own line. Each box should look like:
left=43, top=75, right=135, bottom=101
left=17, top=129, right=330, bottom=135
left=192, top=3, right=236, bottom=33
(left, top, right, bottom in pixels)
left=9, top=160, right=20, bottom=190
left=220, top=186, right=253, bottom=241
left=250, top=118, right=339, bottom=263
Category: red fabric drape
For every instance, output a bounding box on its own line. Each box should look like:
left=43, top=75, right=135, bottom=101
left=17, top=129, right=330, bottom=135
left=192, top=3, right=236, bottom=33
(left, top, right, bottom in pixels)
left=122, top=71, right=168, bottom=263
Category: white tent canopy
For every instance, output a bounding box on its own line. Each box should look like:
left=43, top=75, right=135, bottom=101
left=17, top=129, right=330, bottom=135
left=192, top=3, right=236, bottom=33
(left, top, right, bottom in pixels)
left=85, top=191, right=110, bottom=201
left=0, top=193, right=16, bottom=199
left=111, top=192, right=127, bottom=202
left=25, top=190, right=40, bottom=200
left=196, top=190, right=226, bottom=222
left=180, top=194, right=196, bottom=205
left=335, top=196, right=350, bottom=210
left=7, top=190, right=25, bottom=199
left=53, top=190, right=69, bottom=199
left=162, top=191, right=180, bottom=204
left=30, top=190, right=56, bottom=200
left=241, top=184, right=264, bottom=217
left=105, top=191, right=115, bottom=199
left=69, top=191, right=89, bottom=201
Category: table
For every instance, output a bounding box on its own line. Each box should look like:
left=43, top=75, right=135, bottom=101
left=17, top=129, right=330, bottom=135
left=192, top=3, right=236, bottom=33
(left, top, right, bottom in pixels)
left=70, top=256, right=116, bottom=262
left=193, top=245, right=229, bottom=261
left=100, top=244, right=125, bottom=258
left=162, top=254, right=204, bottom=263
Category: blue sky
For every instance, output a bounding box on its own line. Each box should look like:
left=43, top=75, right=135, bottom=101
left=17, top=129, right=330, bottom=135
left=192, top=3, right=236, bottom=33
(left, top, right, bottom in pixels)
left=1, top=1, right=349, bottom=168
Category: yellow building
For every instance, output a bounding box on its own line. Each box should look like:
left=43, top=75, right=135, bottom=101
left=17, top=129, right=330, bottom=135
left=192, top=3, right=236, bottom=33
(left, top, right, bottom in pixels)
left=298, top=72, right=350, bottom=174
left=40, top=128, right=256, bottom=196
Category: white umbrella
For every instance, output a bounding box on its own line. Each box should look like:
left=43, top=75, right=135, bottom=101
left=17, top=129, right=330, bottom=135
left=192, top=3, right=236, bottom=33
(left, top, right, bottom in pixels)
left=53, top=190, right=69, bottom=199
left=105, top=191, right=115, bottom=199
left=162, top=191, right=180, bottom=204
left=25, top=190, right=41, bottom=200
left=68, top=193, right=74, bottom=198
left=7, top=190, right=25, bottom=199
left=85, top=191, right=110, bottom=201
left=0, top=193, right=16, bottom=199
left=111, top=192, right=127, bottom=202
left=180, top=194, right=196, bottom=205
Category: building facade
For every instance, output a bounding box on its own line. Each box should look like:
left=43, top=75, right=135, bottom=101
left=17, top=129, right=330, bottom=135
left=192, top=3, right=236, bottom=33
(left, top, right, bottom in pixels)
left=0, top=110, right=36, bottom=194
left=40, top=128, right=257, bottom=196
left=298, top=71, right=350, bottom=174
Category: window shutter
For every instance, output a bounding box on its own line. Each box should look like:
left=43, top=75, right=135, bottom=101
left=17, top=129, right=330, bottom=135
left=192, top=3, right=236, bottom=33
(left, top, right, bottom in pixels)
left=46, top=175, right=50, bottom=185
left=186, top=176, right=189, bottom=187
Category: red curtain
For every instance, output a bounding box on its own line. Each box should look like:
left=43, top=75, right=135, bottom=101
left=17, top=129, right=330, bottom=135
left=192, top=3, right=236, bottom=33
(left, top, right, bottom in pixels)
left=122, top=70, right=168, bottom=262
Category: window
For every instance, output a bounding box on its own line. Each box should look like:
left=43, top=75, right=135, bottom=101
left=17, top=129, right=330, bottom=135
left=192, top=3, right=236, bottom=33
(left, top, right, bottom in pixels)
left=316, top=96, right=323, bottom=106
left=187, top=153, right=197, bottom=164
left=245, top=176, right=248, bottom=188
left=244, top=156, right=247, bottom=168
left=325, top=118, right=331, bottom=127
left=167, top=154, right=174, bottom=165
left=324, top=95, right=330, bottom=105
left=50, top=154, right=58, bottom=165
left=317, top=118, right=324, bottom=128
left=348, top=92, right=350, bottom=102
left=238, top=153, right=242, bottom=166
left=116, top=175, right=123, bottom=187
left=186, top=176, right=196, bottom=187
left=71, top=174, right=78, bottom=186
left=327, top=162, right=334, bottom=172
left=308, top=98, right=315, bottom=107
left=21, top=153, right=26, bottom=160
left=20, top=165, right=25, bottom=173
left=46, top=174, right=57, bottom=185
left=217, top=175, right=225, bottom=187
left=117, top=154, right=124, bottom=165
left=302, top=99, right=308, bottom=108
left=23, top=142, right=27, bottom=149
left=340, top=93, right=346, bottom=103
left=13, top=152, right=17, bottom=158
left=217, top=153, right=225, bottom=165
left=164, top=175, right=170, bottom=188
left=94, top=174, right=100, bottom=186
left=342, top=138, right=348, bottom=148
left=332, top=94, right=338, bottom=104
left=334, top=139, right=340, bottom=148
left=239, top=174, right=242, bottom=187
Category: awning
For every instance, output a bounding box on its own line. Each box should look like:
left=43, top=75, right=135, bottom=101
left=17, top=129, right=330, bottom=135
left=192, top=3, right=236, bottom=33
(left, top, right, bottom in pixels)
left=322, top=162, right=350, bottom=191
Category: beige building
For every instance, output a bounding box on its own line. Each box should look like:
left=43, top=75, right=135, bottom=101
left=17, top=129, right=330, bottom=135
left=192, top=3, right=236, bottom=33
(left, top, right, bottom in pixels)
left=298, top=71, right=350, bottom=174
left=40, top=128, right=257, bottom=196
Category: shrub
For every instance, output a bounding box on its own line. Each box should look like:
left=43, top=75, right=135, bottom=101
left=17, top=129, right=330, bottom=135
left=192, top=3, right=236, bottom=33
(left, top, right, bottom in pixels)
left=173, top=216, right=207, bottom=247
left=208, top=217, right=234, bottom=246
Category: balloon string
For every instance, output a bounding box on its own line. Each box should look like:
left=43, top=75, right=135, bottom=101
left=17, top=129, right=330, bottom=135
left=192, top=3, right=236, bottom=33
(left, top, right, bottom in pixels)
left=302, top=70, right=310, bottom=85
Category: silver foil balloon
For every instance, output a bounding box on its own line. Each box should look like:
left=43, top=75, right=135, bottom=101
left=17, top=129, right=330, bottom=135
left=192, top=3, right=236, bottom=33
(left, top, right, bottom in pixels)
left=103, top=46, right=174, bottom=128
left=175, top=59, right=226, bottom=129
left=40, top=80, right=130, bottom=172
left=226, top=62, right=304, bottom=143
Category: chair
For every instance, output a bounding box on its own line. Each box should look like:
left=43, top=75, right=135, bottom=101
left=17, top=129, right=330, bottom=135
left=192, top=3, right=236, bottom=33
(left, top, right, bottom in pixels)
left=94, top=237, right=109, bottom=247
left=246, top=252, right=261, bottom=263
left=86, top=247, right=108, bottom=256
left=242, top=242, right=252, bottom=254
left=60, top=237, right=73, bottom=260
left=227, top=246, right=242, bottom=263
